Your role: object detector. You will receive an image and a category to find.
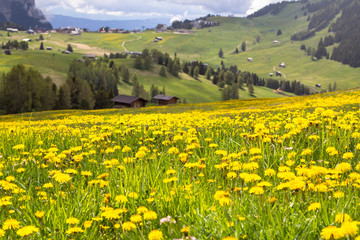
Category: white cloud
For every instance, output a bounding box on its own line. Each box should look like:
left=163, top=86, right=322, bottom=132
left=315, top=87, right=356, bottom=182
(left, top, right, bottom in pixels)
left=36, top=0, right=295, bottom=20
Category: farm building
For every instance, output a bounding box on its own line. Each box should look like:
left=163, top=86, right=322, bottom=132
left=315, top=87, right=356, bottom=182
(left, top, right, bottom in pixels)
left=156, top=37, right=163, bottom=40
left=247, top=57, right=253, bottom=62
left=279, top=62, right=286, bottom=68
left=316, top=84, right=322, bottom=88
left=153, top=94, right=179, bottom=106
left=83, top=55, right=97, bottom=60
left=269, top=73, right=274, bottom=77
left=272, top=40, right=279, bottom=44
left=46, top=47, right=52, bottom=50
left=27, top=29, right=35, bottom=34
left=111, top=95, right=148, bottom=108
left=7, top=28, right=18, bottom=33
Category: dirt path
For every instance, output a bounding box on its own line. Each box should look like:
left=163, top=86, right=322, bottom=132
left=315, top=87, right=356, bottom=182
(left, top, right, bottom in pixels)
left=273, top=66, right=287, bottom=78
left=121, top=33, right=143, bottom=52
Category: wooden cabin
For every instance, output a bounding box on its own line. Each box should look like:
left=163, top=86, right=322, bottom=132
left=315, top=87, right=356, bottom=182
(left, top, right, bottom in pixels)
left=153, top=94, right=179, bottom=106
left=111, top=95, right=147, bottom=108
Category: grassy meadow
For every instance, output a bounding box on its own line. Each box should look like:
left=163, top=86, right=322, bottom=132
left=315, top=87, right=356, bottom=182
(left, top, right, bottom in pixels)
left=1, top=89, right=360, bottom=239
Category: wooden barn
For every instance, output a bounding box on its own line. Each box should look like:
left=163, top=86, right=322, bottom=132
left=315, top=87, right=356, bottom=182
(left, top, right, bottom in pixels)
left=111, top=95, right=148, bottom=108
left=153, top=94, right=179, bottom=106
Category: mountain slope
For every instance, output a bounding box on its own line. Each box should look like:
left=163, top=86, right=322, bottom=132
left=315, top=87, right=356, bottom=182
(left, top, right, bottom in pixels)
left=0, top=0, right=52, bottom=30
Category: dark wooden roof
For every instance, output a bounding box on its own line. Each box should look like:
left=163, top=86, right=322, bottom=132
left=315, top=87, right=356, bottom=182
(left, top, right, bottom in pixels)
left=111, top=95, right=147, bottom=104
left=153, top=94, right=179, bottom=101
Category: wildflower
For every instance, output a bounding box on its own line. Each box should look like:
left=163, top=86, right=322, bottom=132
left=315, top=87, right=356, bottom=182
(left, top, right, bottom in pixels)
left=130, top=214, right=142, bottom=223
left=335, top=213, right=352, bottom=223
left=168, top=147, right=179, bottom=154
left=2, top=219, right=20, bottom=230
left=66, top=227, right=84, bottom=234
left=227, top=172, right=237, bottom=179
left=148, top=230, right=163, bottom=240
left=122, top=221, right=136, bottom=231
left=343, top=152, right=354, bottom=160
left=66, top=217, right=79, bottom=225
left=237, top=215, right=245, bottom=221
left=307, top=202, right=321, bottom=211
left=16, top=226, right=39, bottom=237
left=0, top=229, right=4, bottom=237
left=181, top=226, right=190, bottom=236
left=249, top=186, right=264, bottom=195
left=35, top=211, right=45, bottom=218
left=336, top=162, right=351, bottom=173
left=249, top=148, right=261, bottom=155
left=53, top=173, right=72, bottom=183
left=222, top=237, right=237, bottom=240
left=84, top=221, right=92, bottom=228
left=301, top=148, right=312, bottom=156
left=341, top=221, right=359, bottom=237
left=115, top=195, right=128, bottom=203
left=218, top=197, right=232, bottom=206
left=144, top=211, right=157, bottom=220
left=137, top=206, right=148, bottom=214
left=333, top=191, right=344, bottom=199
left=264, top=168, right=276, bottom=176
left=321, top=226, right=344, bottom=240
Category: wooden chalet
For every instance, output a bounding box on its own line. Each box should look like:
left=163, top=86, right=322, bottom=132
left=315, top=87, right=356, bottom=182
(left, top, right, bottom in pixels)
left=111, top=95, right=147, bottom=108
left=153, top=94, right=179, bottom=106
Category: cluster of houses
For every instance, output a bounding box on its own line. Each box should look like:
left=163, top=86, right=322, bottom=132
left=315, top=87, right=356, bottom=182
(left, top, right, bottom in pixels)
left=57, top=27, right=82, bottom=35
left=111, top=94, right=179, bottom=108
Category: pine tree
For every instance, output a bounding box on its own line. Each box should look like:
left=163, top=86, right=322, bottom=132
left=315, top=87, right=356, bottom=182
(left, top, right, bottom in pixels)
left=218, top=48, right=224, bottom=58
left=194, top=66, right=199, bottom=79
left=67, top=44, right=73, bottom=52
left=241, top=41, right=246, bottom=52
left=134, top=56, right=143, bottom=69
left=40, top=42, right=44, bottom=50
left=277, top=29, right=282, bottom=36
left=248, top=84, right=254, bottom=95
left=205, top=68, right=211, bottom=80
left=159, top=66, right=166, bottom=77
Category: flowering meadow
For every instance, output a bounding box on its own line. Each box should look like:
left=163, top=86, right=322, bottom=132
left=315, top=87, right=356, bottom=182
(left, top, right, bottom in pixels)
left=2, top=90, right=360, bottom=239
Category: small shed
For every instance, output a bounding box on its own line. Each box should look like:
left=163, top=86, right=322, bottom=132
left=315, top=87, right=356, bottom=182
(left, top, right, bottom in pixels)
left=269, top=73, right=274, bottom=77
left=315, top=84, right=321, bottom=88
left=83, top=54, right=97, bottom=60
left=46, top=47, right=52, bottom=50
left=153, top=94, right=179, bottom=106
left=27, top=29, right=35, bottom=34
left=111, top=95, right=147, bottom=108
left=247, top=57, right=253, bottom=62
left=279, top=62, right=286, bottom=68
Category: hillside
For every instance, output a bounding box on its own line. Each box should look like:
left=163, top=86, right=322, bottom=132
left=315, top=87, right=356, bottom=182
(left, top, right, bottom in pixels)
left=1, top=0, right=360, bottom=105
left=0, top=0, right=52, bottom=30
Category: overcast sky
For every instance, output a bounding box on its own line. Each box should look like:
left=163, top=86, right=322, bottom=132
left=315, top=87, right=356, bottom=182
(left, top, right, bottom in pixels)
left=37, top=0, right=295, bottom=22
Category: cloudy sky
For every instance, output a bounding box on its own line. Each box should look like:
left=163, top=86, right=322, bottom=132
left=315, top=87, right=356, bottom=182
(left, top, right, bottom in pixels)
left=36, top=0, right=294, bottom=22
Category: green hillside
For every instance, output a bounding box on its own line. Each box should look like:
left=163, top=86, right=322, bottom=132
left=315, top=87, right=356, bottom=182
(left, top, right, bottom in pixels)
left=1, top=0, right=359, bottom=103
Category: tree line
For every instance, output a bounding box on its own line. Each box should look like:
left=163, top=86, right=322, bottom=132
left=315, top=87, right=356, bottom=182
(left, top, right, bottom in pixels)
left=1, top=40, right=28, bottom=50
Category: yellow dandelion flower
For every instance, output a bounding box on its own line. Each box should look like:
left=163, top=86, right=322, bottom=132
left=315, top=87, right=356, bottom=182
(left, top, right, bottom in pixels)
left=122, top=221, right=136, bottom=231
left=335, top=213, right=352, bottom=223
left=130, top=214, right=142, bottom=223
left=66, top=217, right=79, bottom=225
left=84, top=221, right=92, bottom=228
left=321, top=226, right=344, bottom=240
left=343, top=152, right=354, bottom=160
left=16, top=226, right=39, bottom=237
left=307, top=202, right=321, bottom=211
left=2, top=219, right=20, bottom=230
left=249, top=186, right=264, bottom=195
left=35, top=211, right=45, bottom=218
left=66, top=227, right=84, bottom=234
left=144, top=211, right=157, bottom=220
left=148, top=230, right=163, bottom=240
